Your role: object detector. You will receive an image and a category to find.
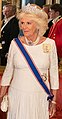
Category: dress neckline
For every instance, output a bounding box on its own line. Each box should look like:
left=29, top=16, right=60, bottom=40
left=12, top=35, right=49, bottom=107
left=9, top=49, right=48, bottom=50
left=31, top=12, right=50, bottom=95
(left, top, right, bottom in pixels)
left=23, top=37, right=48, bottom=47
left=18, top=36, right=47, bottom=47
left=25, top=36, right=40, bottom=46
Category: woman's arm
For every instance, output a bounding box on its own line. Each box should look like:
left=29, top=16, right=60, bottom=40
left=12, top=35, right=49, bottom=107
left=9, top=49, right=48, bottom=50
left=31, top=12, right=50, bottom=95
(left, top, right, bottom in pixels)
left=0, top=86, right=8, bottom=97
left=1, top=40, right=14, bottom=86
left=0, top=40, right=15, bottom=104
left=0, top=86, right=8, bottom=104
left=49, top=40, right=59, bottom=118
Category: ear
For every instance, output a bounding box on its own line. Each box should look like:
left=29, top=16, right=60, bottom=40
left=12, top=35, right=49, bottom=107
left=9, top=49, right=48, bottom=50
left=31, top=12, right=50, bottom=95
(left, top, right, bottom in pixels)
left=56, top=11, right=60, bottom=16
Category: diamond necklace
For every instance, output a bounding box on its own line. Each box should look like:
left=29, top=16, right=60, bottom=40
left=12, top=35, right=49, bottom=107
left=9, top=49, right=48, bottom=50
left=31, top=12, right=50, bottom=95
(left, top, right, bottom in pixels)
left=25, top=36, right=40, bottom=46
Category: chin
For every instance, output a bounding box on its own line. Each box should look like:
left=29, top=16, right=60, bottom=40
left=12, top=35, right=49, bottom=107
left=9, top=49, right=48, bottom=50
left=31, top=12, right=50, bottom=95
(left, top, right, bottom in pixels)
left=24, top=33, right=30, bottom=37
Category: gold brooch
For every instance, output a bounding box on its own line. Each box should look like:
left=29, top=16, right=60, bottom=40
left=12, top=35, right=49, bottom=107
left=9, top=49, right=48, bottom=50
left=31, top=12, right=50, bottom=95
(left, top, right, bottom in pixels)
left=41, top=73, right=47, bottom=82
left=42, top=43, right=51, bottom=53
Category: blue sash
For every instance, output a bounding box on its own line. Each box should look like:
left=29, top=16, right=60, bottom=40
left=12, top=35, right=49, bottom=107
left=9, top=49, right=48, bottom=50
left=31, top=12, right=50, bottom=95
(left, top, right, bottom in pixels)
left=15, top=38, right=54, bottom=101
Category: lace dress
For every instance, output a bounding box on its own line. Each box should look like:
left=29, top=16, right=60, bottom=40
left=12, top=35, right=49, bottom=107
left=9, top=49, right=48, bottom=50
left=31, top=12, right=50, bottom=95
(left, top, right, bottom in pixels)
left=1, top=38, right=59, bottom=119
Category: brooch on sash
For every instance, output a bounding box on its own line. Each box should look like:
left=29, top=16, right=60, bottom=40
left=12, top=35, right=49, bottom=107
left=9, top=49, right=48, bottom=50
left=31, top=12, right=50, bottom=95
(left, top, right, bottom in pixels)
left=41, top=73, right=47, bottom=82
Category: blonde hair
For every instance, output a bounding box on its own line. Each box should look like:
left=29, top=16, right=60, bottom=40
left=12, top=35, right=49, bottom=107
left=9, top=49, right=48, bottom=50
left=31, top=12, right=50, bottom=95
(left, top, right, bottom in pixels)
left=17, top=3, right=48, bottom=36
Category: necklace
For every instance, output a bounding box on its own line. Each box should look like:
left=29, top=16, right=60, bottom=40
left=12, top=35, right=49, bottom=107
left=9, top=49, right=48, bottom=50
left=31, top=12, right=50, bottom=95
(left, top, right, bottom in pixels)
left=25, top=36, right=40, bottom=46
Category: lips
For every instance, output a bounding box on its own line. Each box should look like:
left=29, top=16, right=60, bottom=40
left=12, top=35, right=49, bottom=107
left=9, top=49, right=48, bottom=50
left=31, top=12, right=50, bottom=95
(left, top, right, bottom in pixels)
left=23, top=30, right=29, bottom=34
left=23, top=30, right=29, bottom=32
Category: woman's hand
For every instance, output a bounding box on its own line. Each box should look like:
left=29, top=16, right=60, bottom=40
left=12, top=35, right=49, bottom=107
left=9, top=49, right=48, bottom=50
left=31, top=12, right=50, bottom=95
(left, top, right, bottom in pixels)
left=49, top=101, right=56, bottom=118
left=0, top=96, right=3, bottom=107
left=0, top=86, right=8, bottom=105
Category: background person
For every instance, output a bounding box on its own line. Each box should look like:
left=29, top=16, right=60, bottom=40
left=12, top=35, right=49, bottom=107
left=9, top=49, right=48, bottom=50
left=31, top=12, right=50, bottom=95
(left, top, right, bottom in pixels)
left=0, top=3, right=59, bottom=119
left=42, top=4, right=53, bottom=37
left=0, top=4, right=19, bottom=66
left=48, top=3, right=62, bottom=63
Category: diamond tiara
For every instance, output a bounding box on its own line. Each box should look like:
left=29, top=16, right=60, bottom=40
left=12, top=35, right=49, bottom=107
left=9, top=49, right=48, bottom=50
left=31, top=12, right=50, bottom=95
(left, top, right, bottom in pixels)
left=22, top=3, right=43, bottom=15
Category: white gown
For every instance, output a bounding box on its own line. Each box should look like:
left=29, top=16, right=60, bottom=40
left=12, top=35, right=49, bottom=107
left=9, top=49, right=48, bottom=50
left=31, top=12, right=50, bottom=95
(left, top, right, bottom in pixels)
left=1, top=38, right=59, bottom=119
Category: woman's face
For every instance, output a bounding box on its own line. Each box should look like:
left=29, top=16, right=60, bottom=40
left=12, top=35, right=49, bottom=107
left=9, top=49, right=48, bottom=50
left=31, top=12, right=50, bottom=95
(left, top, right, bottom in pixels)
left=19, top=17, right=37, bottom=37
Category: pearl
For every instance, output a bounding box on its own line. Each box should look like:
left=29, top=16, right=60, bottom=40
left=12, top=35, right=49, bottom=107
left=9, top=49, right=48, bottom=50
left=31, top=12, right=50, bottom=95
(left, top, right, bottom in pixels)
left=25, top=36, right=40, bottom=46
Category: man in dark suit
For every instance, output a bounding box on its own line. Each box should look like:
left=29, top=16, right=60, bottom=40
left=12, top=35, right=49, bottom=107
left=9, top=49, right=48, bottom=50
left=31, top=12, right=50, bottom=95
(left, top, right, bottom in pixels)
left=1, top=4, right=19, bottom=66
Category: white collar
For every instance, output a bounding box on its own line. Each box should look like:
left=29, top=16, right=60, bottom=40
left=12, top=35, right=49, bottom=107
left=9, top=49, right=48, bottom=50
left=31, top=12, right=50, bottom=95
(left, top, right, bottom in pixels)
left=4, top=15, right=15, bottom=24
left=52, top=15, right=61, bottom=24
left=1, top=15, right=15, bottom=32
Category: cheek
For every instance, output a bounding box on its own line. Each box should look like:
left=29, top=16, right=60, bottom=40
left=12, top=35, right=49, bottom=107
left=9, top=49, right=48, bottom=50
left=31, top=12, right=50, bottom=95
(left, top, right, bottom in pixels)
left=29, top=28, right=36, bottom=36
left=31, top=24, right=37, bottom=31
left=50, top=13, right=54, bottom=18
left=51, top=11, right=55, bottom=16
left=32, top=26, right=37, bottom=33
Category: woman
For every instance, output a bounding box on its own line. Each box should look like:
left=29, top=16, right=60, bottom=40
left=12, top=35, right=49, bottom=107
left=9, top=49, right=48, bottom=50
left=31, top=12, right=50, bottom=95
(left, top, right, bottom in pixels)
left=0, top=3, right=59, bottom=119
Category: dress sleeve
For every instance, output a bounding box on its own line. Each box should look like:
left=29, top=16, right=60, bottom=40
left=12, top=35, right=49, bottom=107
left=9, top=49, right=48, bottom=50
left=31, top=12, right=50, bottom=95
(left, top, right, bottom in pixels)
left=1, top=40, right=14, bottom=86
left=49, top=40, right=59, bottom=89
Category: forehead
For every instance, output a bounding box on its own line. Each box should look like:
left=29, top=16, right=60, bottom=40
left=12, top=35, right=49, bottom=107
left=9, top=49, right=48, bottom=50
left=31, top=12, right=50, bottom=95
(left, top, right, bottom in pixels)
left=21, top=17, right=34, bottom=22
left=3, top=5, right=12, bottom=11
left=3, top=7, right=9, bottom=12
left=49, top=9, right=55, bottom=13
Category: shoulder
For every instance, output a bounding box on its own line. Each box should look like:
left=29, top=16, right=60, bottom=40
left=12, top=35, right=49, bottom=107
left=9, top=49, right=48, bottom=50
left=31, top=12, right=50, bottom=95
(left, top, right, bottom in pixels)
left=46, top=38, right=56, bottom=50
left=10, top=16, right=18, bottom=24
left=11, top=37, right=25, bottom=45
left=40, top=37, right=55, bottom=46
left=18, top=36, right=25, bottom=43
left=9, top=38, right=20, bottom=52
left=42, top=38, right=56, bottom=53
left=56, top=18, right=62, bottom=26
left=12, top=17, right=18, bottom=22
left=10, top=39, right=16, bottom=47
left=46, top=37, right=55, bottom=44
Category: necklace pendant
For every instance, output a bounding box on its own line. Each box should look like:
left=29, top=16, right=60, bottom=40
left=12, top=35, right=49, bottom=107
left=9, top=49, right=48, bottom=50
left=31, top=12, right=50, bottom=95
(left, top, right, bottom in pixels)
left=25, top=36, right=40, bottom=46
left=28, top=41, right=33, bottom=46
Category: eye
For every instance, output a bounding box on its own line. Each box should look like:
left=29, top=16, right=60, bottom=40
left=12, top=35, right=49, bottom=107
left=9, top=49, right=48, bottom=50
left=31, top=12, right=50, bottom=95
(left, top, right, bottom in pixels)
left=21, top=22, right=24, bottom=24
left=27, top=22, right=31, bottom=24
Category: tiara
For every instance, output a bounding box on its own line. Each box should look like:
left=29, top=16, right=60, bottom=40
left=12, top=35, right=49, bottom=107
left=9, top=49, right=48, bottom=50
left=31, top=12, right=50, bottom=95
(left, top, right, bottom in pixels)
left=22, top=3, right=43, bottom=15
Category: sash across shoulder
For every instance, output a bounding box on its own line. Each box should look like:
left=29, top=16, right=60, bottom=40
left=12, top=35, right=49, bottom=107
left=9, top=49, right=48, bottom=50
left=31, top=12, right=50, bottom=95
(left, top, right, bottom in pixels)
left=15, top=38, right=54, bottom=101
